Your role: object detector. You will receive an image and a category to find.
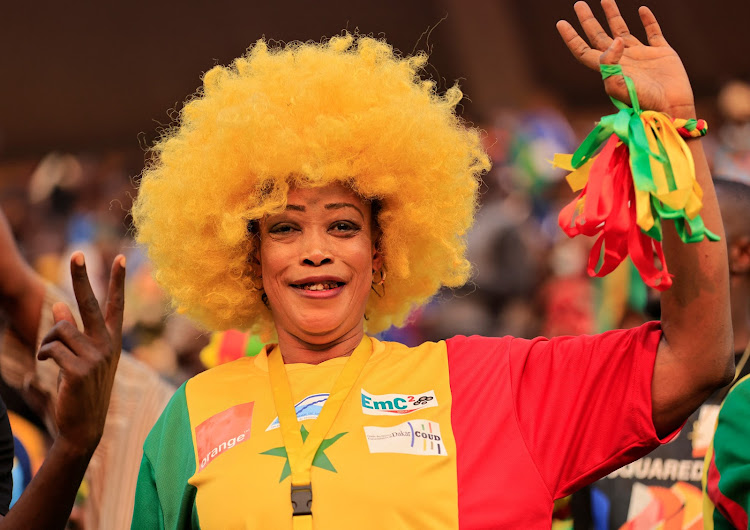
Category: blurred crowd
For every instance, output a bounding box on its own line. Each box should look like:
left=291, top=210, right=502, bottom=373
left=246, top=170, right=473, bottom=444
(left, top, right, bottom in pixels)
left=1, top=79, right=749, bottom=529
left=0, top=151, right=208, bottom=389
left=4, top=81, right=750, bottom=391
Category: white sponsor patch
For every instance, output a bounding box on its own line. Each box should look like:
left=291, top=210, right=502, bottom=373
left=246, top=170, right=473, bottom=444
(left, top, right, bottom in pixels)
left=364, top=420, right=446, bottom=456
left=360, top=389, right=438, bottom=416
left=691, top=404, right=720, bottom=456
left=266, top=393, right=329, bottom=431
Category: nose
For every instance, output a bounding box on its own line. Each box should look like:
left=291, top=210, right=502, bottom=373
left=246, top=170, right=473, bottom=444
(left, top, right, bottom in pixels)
left=303, top=254, right=332, bottom=267
left=300, top=230, right=333, bottom=267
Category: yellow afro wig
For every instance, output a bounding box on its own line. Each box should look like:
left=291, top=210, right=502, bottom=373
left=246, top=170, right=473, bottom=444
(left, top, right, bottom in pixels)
left=132, top=33, right=490, bottom=335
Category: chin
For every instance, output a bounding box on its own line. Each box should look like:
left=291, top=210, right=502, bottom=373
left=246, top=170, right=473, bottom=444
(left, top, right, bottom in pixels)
left=293, top=314, right=360, bottom=341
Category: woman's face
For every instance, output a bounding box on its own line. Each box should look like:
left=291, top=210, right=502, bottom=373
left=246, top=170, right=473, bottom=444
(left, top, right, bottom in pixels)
left=258, top=183, right=382, bottom=344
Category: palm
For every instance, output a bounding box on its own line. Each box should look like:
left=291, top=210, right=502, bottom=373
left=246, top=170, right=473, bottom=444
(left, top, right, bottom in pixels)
left=558, top=0, right=695, bottom=117
left=612, top=44, right=692, bottom=114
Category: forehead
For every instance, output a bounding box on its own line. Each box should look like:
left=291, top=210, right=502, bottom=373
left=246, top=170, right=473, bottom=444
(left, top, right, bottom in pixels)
left=286, top=183, right=368, bottom=211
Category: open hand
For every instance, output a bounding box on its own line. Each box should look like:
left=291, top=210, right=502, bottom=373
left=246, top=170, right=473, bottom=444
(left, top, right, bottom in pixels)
left=37, top=252, right=126, bottom=455
left=557, top=0, right=696, bottom=119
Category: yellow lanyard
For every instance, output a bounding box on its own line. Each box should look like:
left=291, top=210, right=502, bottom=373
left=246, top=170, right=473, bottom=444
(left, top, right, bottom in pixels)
left=267, top=337, right=372, bottom=530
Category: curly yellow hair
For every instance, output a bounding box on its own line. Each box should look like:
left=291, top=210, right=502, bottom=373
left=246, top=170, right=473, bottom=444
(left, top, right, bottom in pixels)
left=132, top=33, right=490, bottom=335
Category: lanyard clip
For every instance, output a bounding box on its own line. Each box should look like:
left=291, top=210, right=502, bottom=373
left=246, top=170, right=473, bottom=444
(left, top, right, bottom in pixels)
left=291, top=484, right=312, bottom=516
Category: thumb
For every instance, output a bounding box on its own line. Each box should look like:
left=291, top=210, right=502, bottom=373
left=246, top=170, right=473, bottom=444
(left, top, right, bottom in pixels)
left=52, top=302, right=77, bottom=327
left=600, top=36, right=625, bottom=66
left=600, top=37, right=630, bottom=105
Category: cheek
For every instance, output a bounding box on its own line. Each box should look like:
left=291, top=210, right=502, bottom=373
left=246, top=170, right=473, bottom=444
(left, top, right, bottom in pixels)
left=259, top=237, right=290, bottom=269
left=258, top=247, right=290, bottom=292
left=349, top=243, right=375, bottom=291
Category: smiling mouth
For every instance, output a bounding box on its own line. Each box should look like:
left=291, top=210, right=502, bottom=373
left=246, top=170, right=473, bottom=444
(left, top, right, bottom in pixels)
left=291, top=282, right=346, bottom=291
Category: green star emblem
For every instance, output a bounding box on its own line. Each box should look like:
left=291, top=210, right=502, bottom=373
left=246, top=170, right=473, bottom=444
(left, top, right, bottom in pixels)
left=261, top=425, right=347, bottom=482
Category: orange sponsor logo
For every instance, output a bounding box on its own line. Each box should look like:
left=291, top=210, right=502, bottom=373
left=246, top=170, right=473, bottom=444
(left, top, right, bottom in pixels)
left=196, top=402, right=254, bottom=470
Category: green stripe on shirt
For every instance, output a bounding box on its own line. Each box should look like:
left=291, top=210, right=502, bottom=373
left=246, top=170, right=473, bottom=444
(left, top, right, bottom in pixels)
left=132, top=383, right=200, bottom=529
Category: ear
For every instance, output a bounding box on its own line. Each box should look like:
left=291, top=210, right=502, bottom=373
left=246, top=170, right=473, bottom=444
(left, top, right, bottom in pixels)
left=249, top=242, right=263, bottom=280
left=729, top=235, right=750, bottom=275
left=247, top=219, right=263, bottom=276
left=371, top=241, right=383, bottom=273
left=251, top=258, right=263, bottom=280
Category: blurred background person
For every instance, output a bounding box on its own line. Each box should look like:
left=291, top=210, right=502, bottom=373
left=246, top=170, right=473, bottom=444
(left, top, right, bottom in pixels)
left=0, top=182, right=178, bottom=528
left=710, top=80, right=750, bottom=183
left=702, top=178, right=750, bottom=530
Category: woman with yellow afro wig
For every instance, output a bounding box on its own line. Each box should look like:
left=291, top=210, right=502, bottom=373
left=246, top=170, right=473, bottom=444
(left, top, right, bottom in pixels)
left=133, top=32, right=487, bottom=337
left=131, top=2, right=735, bottom=528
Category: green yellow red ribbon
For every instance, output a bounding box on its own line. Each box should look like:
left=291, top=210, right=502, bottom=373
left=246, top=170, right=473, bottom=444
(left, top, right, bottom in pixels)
left=674, top=118, right=708, bottom=138
left=554, top=63, right=718, bottom=290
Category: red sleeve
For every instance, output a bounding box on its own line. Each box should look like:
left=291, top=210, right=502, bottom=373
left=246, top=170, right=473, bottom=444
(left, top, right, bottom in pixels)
left=510, top=321, right=669, bottom=498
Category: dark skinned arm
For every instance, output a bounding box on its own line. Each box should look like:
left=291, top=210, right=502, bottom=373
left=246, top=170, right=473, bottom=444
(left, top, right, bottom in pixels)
left=557, top=0, right=734, bottom=437
left=0, top=252, right=125, bottom=528
left=0, top=209, right=46, bottom=347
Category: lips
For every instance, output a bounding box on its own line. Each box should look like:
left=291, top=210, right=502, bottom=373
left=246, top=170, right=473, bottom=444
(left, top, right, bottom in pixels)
left=290, top=277, right=347, bottom=292
left=293, top=281, right=345, bottom=291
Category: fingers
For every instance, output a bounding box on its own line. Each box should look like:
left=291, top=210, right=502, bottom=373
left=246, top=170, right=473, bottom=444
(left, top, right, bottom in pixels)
left=43, top=253, right=125, bottom=371
left=573, top=1, right=612, bottom=51
left=52, top=302, right=76, bottom=326
left=69, top=252, right=107, bottom=339
left=556, top=19, right=601, bottom=70
left=37, top=339, right=78, bottom=368
left=104, top=255, right=126, bottom=343
left=639, top=6, right=669, bottom=47
left=40, top=319, right=91, bottom=359
left=600, top=36, right=625, bottom=66
left=558, top=0, right=634, bottom=71
left=601, top=0, right=642, bottom=46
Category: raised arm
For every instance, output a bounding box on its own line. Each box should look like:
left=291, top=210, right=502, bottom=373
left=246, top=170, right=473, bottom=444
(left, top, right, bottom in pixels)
left=0, top=252, right=125, bottom=529
left=557, top=0, right=733, bottom=436
left=0, top=208, right=46, bottom=346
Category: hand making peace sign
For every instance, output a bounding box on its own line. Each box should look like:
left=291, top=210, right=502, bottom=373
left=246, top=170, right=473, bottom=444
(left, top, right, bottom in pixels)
left=37, top=252, right=126, bottom=456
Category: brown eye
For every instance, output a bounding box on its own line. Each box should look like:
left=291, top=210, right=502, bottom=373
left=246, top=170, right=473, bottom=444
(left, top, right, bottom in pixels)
left=330, top=221, right=359, bottom=233
left=269, top=223, right=298, bottom=235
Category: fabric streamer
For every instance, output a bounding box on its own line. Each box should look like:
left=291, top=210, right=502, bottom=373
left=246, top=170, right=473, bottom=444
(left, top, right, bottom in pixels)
left=553, top=64, right=719, bottom=290
left=594, top=259, right=648, bottom=333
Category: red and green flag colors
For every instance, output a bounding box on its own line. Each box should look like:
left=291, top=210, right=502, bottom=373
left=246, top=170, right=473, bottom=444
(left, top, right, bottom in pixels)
left=702, top=374, right=750, bottom=529
left=553, top=64, right=718, bottom=291
left=199, top=330, right=265, bottom=369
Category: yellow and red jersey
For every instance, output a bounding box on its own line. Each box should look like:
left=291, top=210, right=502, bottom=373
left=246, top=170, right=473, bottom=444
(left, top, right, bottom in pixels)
left=133, top=323, right=667, bottom=528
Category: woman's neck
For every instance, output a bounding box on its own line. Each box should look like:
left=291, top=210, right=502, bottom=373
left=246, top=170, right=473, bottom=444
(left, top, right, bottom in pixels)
left=275, top=325, right=366, bottom=365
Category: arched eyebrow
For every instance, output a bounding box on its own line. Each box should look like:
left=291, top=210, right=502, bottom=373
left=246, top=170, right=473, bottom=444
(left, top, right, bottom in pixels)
left=282, top=202, right=364, bottom=217
left=325, top=202, right=364, bottom=218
